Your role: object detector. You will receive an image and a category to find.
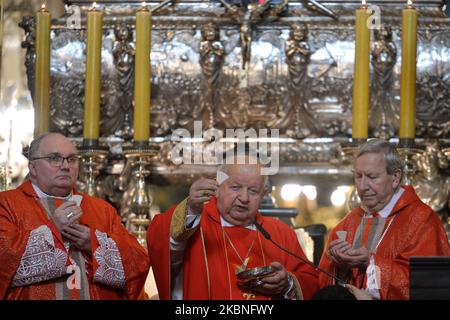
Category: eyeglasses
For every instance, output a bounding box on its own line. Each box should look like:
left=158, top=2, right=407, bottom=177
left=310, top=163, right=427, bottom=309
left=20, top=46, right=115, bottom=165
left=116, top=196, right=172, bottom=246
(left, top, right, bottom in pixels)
left=32, top=154, right=79, bottom=167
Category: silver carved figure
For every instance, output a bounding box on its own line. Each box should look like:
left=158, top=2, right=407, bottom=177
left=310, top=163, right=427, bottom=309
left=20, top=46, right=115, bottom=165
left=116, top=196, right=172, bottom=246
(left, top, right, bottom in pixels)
left=109, top=24, right=135, bottom=140
left=370, top=25, right=398, bottom=140
left=285, top=23, right=318, bottom=138
left=199, top=23, right=224, bottom=128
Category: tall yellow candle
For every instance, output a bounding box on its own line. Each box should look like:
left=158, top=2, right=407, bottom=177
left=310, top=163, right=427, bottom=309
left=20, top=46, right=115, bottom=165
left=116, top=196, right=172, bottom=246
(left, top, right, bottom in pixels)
left=34, top=4, right=51, bottom=137
left=352, top=0, right=371, bottom=140
left=133, top=2, right=151, bottom=143
left=399, top=0, right=418, bottom=139
left=83, top=2, right=103, bottom=141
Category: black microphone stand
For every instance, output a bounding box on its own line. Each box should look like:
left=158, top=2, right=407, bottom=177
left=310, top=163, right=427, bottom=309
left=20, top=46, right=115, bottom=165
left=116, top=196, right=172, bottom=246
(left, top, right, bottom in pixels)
left=254, top=221, right=346, bottom=286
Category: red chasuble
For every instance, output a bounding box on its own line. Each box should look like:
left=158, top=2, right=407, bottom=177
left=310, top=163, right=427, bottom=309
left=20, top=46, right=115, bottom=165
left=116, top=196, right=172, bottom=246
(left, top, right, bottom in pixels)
left=318, top=186, right=450, bottom=299
left=148, top=197, right=319, bottom=300
left=0, top=180, right=149, bottom=300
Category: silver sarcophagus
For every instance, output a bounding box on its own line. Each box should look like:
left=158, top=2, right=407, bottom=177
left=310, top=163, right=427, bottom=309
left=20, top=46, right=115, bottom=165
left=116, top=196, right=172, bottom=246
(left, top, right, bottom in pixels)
left=19, top=1, right=450, bottom=235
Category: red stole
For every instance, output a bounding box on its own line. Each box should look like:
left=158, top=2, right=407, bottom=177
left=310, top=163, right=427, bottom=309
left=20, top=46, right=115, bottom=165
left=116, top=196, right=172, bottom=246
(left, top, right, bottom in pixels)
left=221, top=226, right=270, bottom=300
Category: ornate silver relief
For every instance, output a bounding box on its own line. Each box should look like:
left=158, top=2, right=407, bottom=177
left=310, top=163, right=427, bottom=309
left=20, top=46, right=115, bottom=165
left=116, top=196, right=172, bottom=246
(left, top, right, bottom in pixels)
left=19, top=3, right=450, bottom=140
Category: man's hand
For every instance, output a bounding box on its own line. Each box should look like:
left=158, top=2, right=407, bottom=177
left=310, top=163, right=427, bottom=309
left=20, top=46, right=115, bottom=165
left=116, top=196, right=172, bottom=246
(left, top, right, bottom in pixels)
left=252, top=262, right=291, bottom=297
left=52, top=201, right=82, bottom=233
left=187, top=178, right=218, bottom=215
left=61, top=224, right=92, bottom=254
left=346, top=284, right=374, bottom=300
left=340, top=247, right=371, bottom=268
left=327, top=239, right=352, bottom=267
left=327, top=239, right=370, bottom=269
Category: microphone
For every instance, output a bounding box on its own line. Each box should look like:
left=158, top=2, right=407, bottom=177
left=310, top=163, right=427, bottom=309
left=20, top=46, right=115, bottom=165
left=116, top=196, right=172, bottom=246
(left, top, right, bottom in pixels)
left=254, top=220, right=345, bottom=285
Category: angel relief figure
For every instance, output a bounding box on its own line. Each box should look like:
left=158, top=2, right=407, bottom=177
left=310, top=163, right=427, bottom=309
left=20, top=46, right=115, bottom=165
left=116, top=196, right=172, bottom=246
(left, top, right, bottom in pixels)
left=198, top=23, right=225, bottom=128
left=107, top=24, right=135, bottom=139
left=285, top=23, right=319, bottom=138
left=370, top=25, right=398, bottom=139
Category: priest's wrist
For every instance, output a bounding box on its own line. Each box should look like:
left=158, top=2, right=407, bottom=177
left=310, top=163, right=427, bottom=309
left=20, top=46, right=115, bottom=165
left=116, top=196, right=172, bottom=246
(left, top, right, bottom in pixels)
left=185, top=204, right=203, bottom=229
left=358, top=256, right=371, bottom=270
left=186, top=197, right=203, bottom=216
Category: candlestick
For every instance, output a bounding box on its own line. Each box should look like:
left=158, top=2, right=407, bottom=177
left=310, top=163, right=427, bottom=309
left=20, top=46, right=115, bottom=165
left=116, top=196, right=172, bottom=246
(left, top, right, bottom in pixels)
left=133, top=2, right=151, bottom=143
left=34, top=3, right=51, bottom=137
left=83, top=2, right=103, bottom=142
left=399, top=0, right=418, bottom=140
left=352, top=0, right=371, bottom=140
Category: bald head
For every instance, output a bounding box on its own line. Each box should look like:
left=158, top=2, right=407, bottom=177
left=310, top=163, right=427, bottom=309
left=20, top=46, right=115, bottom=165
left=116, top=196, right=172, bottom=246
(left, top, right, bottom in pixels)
left=218, top=154, right=268, bottom=186
left=216, top=157, right=268, bottom=226
left=28, top=133, right=71, bottom=159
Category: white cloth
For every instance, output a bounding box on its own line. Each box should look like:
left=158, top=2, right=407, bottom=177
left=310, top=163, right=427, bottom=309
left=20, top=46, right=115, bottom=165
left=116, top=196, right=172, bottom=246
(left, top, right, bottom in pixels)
left=32, top=183, right=72, bottom=200
left=377, top=187, right=404, bottom=218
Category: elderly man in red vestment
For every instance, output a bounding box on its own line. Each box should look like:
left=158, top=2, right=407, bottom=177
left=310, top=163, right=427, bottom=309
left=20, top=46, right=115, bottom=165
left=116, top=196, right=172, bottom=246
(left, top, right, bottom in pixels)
left=0, top=133, right=149, bottom=299
left=318, top=139, right=450, bottom=299
left=147, top=155, right=319, bottom=300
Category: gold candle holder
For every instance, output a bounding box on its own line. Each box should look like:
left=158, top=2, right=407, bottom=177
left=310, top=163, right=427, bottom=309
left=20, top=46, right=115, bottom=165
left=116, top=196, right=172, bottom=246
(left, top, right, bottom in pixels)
left=123, top=142, right=159, bottom=246
left=78, top=144, right=109, bottom=197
